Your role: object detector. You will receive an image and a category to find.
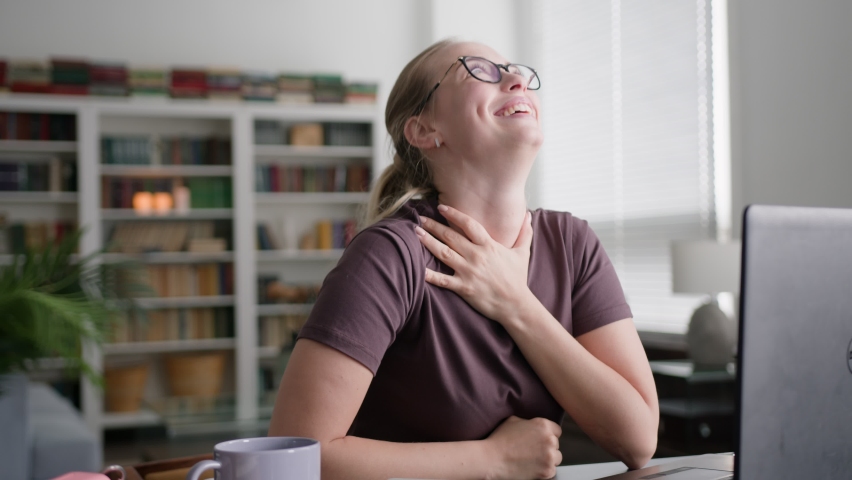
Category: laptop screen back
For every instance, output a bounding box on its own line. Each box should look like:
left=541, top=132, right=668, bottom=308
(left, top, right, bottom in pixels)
left=737, top=205, right=852, bottom=479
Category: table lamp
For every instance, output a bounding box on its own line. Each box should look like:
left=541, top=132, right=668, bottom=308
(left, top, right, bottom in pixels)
left=671, top=240, right=741, bottom=368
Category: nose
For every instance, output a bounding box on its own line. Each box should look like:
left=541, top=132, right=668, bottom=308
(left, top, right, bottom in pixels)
left=502, top=71, right=528, bottom=92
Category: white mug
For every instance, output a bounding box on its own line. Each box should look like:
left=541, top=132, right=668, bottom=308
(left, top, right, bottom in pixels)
left=186, top=437, right=320, bottom=480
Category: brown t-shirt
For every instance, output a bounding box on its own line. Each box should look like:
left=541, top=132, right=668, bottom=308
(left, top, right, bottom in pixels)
left=298, top=196, right=632, bottom=443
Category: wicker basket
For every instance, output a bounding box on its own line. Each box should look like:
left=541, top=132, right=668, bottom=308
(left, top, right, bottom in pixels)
left=164, top=352, right=225, bottom=397
left=104, top=364, right=150, bottom=412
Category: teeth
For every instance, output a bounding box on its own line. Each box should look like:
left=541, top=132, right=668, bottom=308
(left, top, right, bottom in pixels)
left=500, top=104, right=531, bottom=116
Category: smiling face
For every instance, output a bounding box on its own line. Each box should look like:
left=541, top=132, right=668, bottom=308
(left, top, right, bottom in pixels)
left=423, top=42, right=544, bottom=166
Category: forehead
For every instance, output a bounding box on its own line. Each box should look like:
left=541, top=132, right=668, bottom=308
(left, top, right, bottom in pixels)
left=433, top=42, right=508, bottom=72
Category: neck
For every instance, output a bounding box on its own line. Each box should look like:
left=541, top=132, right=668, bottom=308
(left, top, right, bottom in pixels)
left=435, top=165, right=530, bottom=248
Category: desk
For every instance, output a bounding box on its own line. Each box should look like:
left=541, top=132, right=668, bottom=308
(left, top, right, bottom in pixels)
left=554, top=454, right=721, bottom=479
left=126, top=454, right=715, bottom=480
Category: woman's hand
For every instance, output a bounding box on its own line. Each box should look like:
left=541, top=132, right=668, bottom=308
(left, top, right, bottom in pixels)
left=484, top=416, right=563, bottom=480
left=415, top=204, right=535, bottom=325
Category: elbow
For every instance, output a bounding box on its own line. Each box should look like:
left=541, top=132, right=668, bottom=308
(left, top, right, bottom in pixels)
left=619, top=428, right=657, bottom=470
left=621, top=439, right=656, bottom=470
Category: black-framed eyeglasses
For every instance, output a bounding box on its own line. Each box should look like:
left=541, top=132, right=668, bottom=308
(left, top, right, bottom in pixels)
left=413, top=56, right=541, bottom=115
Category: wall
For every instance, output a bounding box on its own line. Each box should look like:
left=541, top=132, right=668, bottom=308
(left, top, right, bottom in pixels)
left=0, top=0, right=527, bottom=170
left=728, top=0, right=852, bottom=237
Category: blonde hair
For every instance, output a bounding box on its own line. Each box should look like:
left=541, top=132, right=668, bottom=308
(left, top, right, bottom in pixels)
left=364, top=39, right=457, bottom=226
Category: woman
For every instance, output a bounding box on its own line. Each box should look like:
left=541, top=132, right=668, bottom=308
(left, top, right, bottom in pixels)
left=268, top=39, right=659, bottom=480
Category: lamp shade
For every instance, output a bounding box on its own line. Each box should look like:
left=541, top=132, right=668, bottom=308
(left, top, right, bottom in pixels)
left=671, top=240, right=741, bottom=294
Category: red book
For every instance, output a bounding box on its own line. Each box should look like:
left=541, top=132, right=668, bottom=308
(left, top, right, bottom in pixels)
left=49, top=84, right=89, bottom=96
left=40, top=114, right=49, bottom=140
left=16, top=113, right=30, bottom=140
left=269, top=165, right=280, bottom=192
left=10, top=82, right=50, bottom=94
left=0, top=112, right=7, bottom=140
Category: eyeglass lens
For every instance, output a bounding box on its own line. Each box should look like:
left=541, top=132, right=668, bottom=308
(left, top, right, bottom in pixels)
left=462, top=57, right=540, bottom=90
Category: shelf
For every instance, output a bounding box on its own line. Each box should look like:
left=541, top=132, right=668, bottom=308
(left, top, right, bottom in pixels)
left=101, top=408, right=162, bottom=429
left=100, top=208, right=233, bottom=220
left=0, top=140, right=77, bottom=154
left=659, top=398, right=736, bottom=418
left=256, top=249, right=343, bottom=262
left=0, top=93, right=376, bottom=120
left=100, top=164, right=233, bottom=177
left=254, top=145, right=373, bottom=158
left=257, top=303, right=314, bottom=316
left=102, top=251, right=234, bottom=264
left=0, top=191, right=78, bottom=203
left=103, top=338, right=236, bottom=355
left=254, top=192, right=368, bottom=205
left=134, top=295, right=235, bottom=309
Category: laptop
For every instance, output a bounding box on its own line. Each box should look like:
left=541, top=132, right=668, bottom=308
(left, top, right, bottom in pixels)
left=601, top=204, right=852, bottom=479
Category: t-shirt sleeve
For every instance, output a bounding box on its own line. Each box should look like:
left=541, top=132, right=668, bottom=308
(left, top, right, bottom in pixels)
left=297, top=225, right=419, bottom=375
left=570, top=218, right=633, bottom=337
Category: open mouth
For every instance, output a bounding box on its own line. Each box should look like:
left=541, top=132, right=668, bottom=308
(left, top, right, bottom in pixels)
left=495, top=103, right=535, bottom=118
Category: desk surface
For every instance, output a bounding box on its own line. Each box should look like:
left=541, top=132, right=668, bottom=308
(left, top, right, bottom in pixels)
left=554, top=455, right=710, bottom=480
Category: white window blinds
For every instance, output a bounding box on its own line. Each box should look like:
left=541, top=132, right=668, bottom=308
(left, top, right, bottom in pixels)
left=538, top=0, right=717, bottom=333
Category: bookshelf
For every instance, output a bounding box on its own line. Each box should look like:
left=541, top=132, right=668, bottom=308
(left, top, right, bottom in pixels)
left=0, top=93, right=383, bottom=435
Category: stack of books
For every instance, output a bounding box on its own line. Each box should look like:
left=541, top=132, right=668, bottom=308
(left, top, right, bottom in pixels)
left=129, top=67, right=169, bottom=96
left=313, top=74, right=345, bottom=103
left=107, top=220, right=228, bottom=253
left=111, top=308, right=234, bottom=343
left=141, top=263, right=234, bottom=297
left=255, top=164, right=371, bottom=193
left=0, top=61, right=7, bottom=91
left=207, top=69, right=242, bottom=101
left=170, top=68, right=207, bottom=98
left=254, top=120, right=284, bottom=145
left=346, top=82, right=378, bottom=104
left=90, top=62, right=128, bottom=97
left=242, top=72, right=276, bottom=102
left=3, top=220, right=76, bottom=254
left=50, top=58, right=89, bottom=95
left=0, top=158, right=76, bottom=192
left=324, top=122, right=371, bottom=146
left=276, top=74, right=314, bottom=104
left=0, top=112, right=77, bottom=141
left=8, top=60, right=51, bottom=94
left=160, top=137, right=232, bottom=165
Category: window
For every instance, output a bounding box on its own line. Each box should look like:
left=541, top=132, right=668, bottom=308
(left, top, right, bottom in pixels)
left=537, top=0, right=727, bottom=333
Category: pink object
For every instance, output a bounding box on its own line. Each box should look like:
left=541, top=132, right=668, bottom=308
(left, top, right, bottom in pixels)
left=51, top=465, right=125, bottom=480
left=50, top=474, right=109, bottom=480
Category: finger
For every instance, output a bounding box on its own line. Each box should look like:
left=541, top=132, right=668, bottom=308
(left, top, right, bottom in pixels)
left=512, top=211, right=534, bottom=250
left=437, top=204, right=491, bottom=245
left=424, top=267, right=464, bottom=292
left=415, top=225, right=466, bottom=270
left=548, top=420, right=562, bottom=438
left=419, top=216, right=477, bottom=258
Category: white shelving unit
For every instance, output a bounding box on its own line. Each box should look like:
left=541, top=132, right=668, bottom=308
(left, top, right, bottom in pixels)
left=0, top=93, right=384, bottom=435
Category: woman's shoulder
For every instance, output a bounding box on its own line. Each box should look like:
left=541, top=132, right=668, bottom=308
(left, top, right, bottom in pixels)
left=347, top=198, right=432, bottom=261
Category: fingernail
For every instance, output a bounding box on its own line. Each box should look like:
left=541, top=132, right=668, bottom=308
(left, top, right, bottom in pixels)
left=415, top=226, right=426, bottom=237
left=418, top=215, right=428, bottom=224
left=437, top=204, right=448, bottom=212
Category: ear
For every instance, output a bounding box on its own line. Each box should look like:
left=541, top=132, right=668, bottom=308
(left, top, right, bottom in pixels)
left=404, top=116, right=440, bottom=150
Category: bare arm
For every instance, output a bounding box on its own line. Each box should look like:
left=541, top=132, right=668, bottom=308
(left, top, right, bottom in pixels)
left=502, top=309, right=659, bottom=469
left=268, top=338, right=561, bottom=480
left=417, top=206, right=658, bottom=469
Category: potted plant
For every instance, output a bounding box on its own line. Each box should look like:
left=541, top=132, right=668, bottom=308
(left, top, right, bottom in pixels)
left=0, top=229, right=123, bottom=387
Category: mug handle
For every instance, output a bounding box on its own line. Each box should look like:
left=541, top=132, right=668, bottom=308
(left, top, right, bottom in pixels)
left=186, top=459, right=221, bottom=480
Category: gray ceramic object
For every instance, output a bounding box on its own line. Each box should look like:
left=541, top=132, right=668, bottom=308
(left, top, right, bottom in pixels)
left=686, top=301, right=737, bottom=368
left=186, top=437, right=320, bottom=480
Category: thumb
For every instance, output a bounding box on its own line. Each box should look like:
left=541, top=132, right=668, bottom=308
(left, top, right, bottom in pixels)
left=512, top=211, right=534, bottom=250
